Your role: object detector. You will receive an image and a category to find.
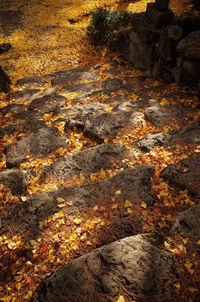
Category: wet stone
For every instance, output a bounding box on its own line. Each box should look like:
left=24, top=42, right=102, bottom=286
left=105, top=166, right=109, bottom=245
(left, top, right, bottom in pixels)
left=144, top=104, right=193, bottom=127
left=0, top=165, right=155, bottom=236
left=0, top=169, right=28, bottom=195
left=4, top=127, right=67, bottom=168
left=46, top=66, right=89, bottom=77
left=171, top=204, right=200, bottom=240
left=51, top=73, right=81, bottom=86
left=28, top=94, right=67, bottom=114
left=30, top=233, right=178, bottom=302
left=40, top=144, right=126, bottom=183
left=13, top=110, right=43, bottom=121
left=16, top=76, right=47, bottom=88
left=160, top=154, right=200, bottom=195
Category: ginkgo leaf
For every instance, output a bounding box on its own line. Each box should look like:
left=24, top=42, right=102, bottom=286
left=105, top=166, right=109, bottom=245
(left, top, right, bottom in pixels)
left=141, top=201, right=147, bottom=208
left=116, top=296, right=125, bottom=302
left=124, top=200, right=132, bottom=208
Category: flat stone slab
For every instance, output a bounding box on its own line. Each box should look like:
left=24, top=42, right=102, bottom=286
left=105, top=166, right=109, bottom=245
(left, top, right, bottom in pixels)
left=16, top=76, right=47, bottom=88
left=144, top=104, right=193, bottom=127
left=0, top=119, right=46, bottom=138
left=0, top=165, right=155, bottom=236
left=28, top=94, right=67, bottom=114
left=137, top=120, right=200, bottom=151
left=7, top=89, right=42, bottom=102
left=171, top=204, right=200, bottom=241
left=160, top=154, right=200, bottom=195
left=4, top=127, right=67, bottom=168
left=0, top=169, right=28, bottom=195
left=40, top=144, right=126, bottom=184
left=30, top=233, right=178, bottom=302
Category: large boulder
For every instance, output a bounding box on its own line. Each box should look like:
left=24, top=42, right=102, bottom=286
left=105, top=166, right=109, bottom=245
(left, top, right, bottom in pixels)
left=177, top=31, right=200, bottom=60
left=30, top=233, right=179, bottom=302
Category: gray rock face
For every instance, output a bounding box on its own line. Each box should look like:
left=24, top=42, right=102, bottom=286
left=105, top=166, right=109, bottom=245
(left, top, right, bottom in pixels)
left=146, top=3, right=174, bottom=28
left=0, top=165, right=155, bottom=235
left=0, top=169, right=28, bottom=195
left=170, top=120, right=200, bottom=145
left=137, top=133, right=170, bottom=151
left=30, top=233, right=178, bottom=302
left=7, top=89, right=41, bottom=101
left=41, top=144, right=126, bottom=183
left=5, top=127, right=67, bottom=168
left=16, top=76, right=46, bottom=87
left=171, top=205, right=200, bottom=240
left=144, top=104, right=193, bottom=127
left=0, top=120, right=46, bottom=138
left=160, top=154, right=200, bottom=195
left=129, top=31, right=154, bottom=70
left=177, top=31, right=200, bottom=60
left=28, top=94, right=67, bottom=114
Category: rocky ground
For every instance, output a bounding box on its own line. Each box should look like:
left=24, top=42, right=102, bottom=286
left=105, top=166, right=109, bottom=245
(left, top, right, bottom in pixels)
left=0, top=61, right=200, bottom=301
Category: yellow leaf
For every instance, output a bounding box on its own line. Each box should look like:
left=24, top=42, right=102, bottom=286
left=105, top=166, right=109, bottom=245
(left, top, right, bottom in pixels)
left=173, top=283, right=180, bottom=290
left=58, top=203, right=65, bottom=208
left=57, top=210, right=64, bottom=218
left=115, top=190, right=121, bottom=195
left=15, top=283, right=21, bottom=291
left=57, top=197, right=65, bottom=203
left=73, top=218, right=81, bottom=225
left=111, top=203, right=118, bottom=209
left=188, top=287, right=198, bottom=292
left=141, top=201, right=147, bottom=208
left=127, top=208, right=133, bottom=214
left=185, top=262, right=193, bottom=273
left=116, top=296, right=125, bottom=302
left=182, top=238, right=188, bottom=244
left=196, top=240, right=200, bottom=245
left=124, top=200, right=132, bottom=208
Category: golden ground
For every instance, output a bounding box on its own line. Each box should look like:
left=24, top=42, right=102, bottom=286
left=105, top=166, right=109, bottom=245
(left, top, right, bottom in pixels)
left=0, top=0, right=192, bottom=81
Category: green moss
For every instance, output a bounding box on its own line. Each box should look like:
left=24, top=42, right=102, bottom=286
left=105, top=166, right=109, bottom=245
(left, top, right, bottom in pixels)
left=87, top=8, right=132, bottom=49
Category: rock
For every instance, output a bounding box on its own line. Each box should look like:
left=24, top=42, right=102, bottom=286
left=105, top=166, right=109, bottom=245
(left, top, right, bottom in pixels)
left=4, top=127, right=67, bottom=168
left=51, top=72, right=81, bottom=86
left=16, top=76, right=46, bottom=88
left=114, top=29, right=131, bottom=57
left=0, top=10, right=22, bottom=35
left=0, top=119, right=46, bottom=138
left=103, top=78, right=123, bottom=93
left=174, top=14, right=200, bottom=38
left=146, top=3, right=174, bottom=29
left=129, top=31, right=154, bottom=70
left=158, top=27, right=182, bottom=62
left=0, top=66, right=11, bottom=93
left=175, top=58, right=200, bottom=88
left=137, top=133, right=170, bottom=151
left=13, top=110, right=43, bottom=121
left=169, top=120, right=200, bottom=145
left=177, top=31, right=200, bottom=60
left=64, top=102, right=106, bottom=130
left=0, top=165, right=155, bottom=235
left=0, top=169, right=28, bottom=195
left=131, top=13, right=159, bottom=44
left=83, top=111, right=130, bottom=143
left=0, top=103, right=25, bottom=115
left=160, top=154, right=200, bottom=195
left=155, top=0, right=170, bottom=12
left=62, top=81, right=100, bottom=92
left=40, top=144, right=126, bottom=183
left=30, top=233, right=178, bottom=302
left=192, top=0, right=200, bottom=10
left=144, top=104, right=193, bottom=127
left=28, top=94, right=67, bottom=114
left=7, top=89, right=42, bottom=101
left=0, top=42, right=12, bottom=54
left=46, top=66, right=89, bottom=77
left=171, top=205, right=200, bottom=240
